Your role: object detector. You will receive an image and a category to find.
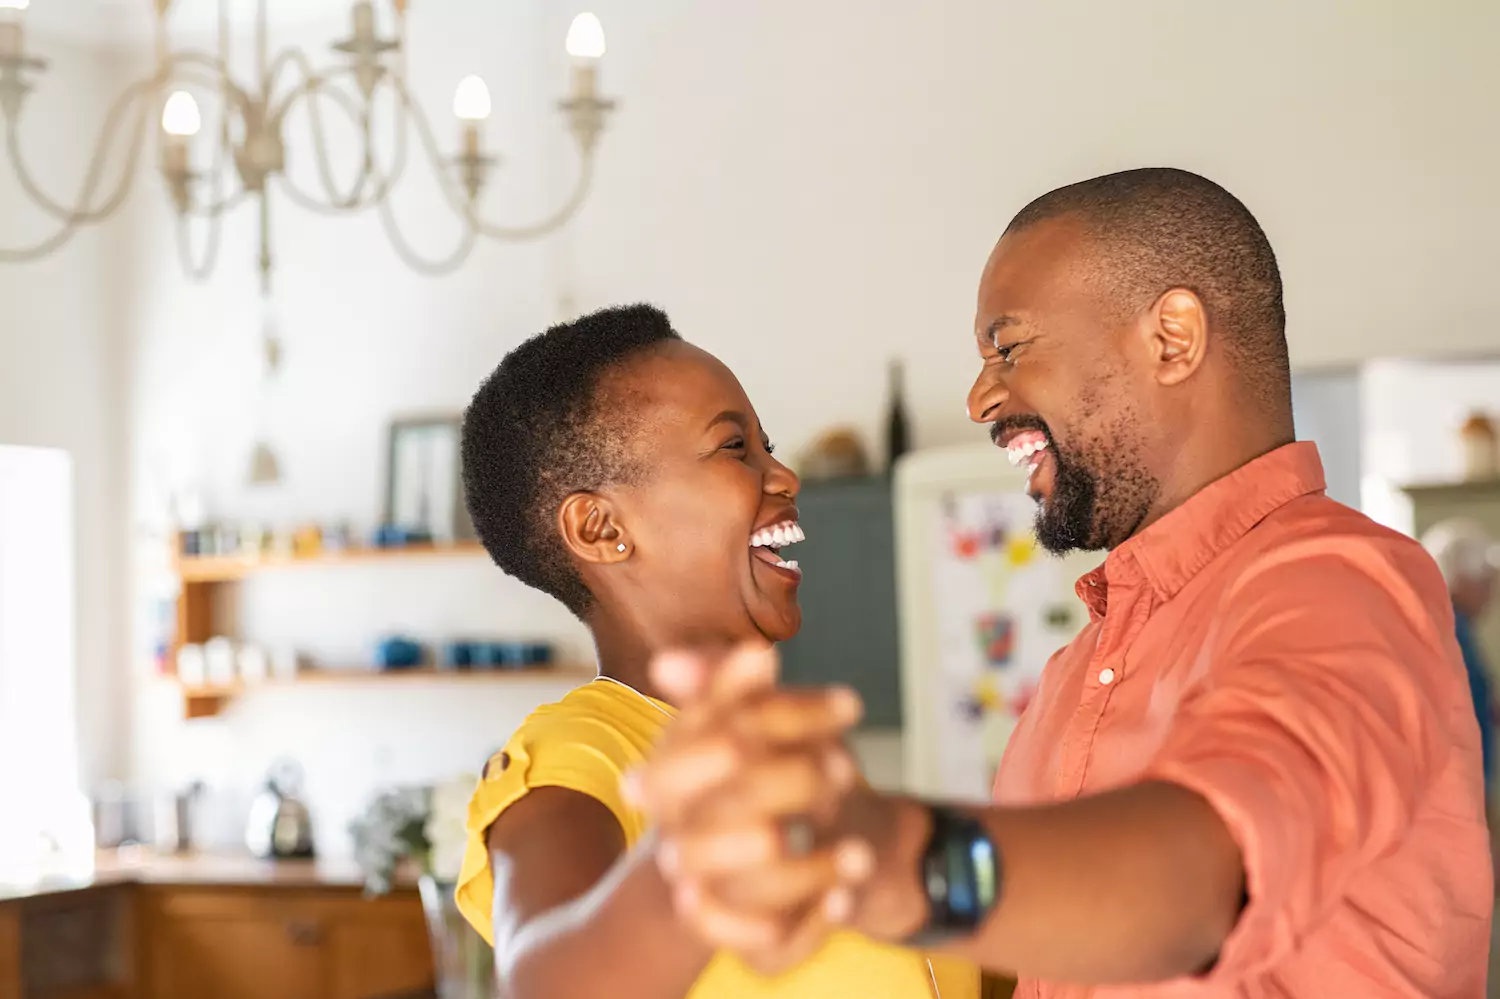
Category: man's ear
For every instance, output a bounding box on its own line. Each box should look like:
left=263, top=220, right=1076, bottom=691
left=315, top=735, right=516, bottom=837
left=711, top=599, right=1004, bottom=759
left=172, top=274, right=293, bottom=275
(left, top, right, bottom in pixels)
left=1147, top=287, right=1209, bottom=387
left=558, top=492, right=630, bottom=565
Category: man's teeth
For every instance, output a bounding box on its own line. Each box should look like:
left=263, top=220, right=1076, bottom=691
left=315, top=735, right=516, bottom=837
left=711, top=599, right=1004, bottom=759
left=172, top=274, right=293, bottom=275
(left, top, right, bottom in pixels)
left=775, top=559, right=800, bottom=571
left=1007, top=438, right=1049, bottom=467
left=750, top=522, right=805, bottom=549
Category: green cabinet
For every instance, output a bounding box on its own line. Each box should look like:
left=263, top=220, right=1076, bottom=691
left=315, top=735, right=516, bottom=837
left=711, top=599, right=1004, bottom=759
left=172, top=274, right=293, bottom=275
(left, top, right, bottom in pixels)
left=779, top=476, right=902, bottom=727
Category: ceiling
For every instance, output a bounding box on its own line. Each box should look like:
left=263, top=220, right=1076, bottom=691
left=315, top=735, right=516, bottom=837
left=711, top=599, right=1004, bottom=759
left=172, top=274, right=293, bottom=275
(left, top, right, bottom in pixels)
left=25, top=0, right=363, bottom=47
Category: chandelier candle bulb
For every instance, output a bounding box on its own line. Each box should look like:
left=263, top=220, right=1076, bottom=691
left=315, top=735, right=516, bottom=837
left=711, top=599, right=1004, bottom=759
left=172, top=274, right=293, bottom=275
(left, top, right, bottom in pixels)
left=452, top=74, right=491, bottom=121
left=565, top=12, right=606, bottom=101
left=160, top=90, right=201, bottom=138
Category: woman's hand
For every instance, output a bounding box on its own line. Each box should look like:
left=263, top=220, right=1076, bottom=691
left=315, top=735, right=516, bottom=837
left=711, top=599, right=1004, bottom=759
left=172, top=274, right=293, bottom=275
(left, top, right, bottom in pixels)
left=625, top=644, right=886, bottom=973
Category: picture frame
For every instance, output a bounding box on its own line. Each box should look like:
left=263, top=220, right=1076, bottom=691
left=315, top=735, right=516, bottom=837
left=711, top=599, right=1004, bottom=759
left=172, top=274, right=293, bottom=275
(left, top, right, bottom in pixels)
left=383, top=415, right=474, bottom=543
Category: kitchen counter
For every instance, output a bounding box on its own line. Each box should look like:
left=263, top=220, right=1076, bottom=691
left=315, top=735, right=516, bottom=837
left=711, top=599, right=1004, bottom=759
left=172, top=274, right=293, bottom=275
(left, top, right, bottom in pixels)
left=0, top=849, right=418, bottom=904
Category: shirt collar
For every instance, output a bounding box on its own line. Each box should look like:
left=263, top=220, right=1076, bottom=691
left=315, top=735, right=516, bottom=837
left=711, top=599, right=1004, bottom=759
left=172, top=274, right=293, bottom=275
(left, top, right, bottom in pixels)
left=1076, top=441, right=1327, bottom=617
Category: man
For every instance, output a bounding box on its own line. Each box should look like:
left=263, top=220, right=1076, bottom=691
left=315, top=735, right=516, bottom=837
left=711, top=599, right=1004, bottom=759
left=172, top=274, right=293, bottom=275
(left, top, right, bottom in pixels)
left=1422, top=518, right=1499, bottom=799
left=627, top=168, right=1493, bottom=997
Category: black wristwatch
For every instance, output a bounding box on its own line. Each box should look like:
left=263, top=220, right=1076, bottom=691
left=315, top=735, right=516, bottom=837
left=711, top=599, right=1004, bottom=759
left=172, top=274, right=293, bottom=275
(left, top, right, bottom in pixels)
left=906, top=804, right=1003, bottom=947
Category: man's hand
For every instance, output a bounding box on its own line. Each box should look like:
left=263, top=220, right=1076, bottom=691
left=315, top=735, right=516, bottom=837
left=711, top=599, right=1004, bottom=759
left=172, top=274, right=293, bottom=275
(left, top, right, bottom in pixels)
left=625, top=644, right=925, bottom=972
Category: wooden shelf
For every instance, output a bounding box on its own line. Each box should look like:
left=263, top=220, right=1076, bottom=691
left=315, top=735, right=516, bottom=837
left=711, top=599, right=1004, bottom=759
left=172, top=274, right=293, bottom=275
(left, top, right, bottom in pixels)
left=179, top=666, right=596, bottom=718
left=1399, top=479, right=1500, bottom=501
left=175, top=542, right=487, bottom=583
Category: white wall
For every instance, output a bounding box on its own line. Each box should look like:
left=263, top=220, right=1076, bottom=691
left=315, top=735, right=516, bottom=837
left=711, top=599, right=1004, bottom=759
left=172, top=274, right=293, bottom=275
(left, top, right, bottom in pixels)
left=0, top=39, right=127, bottom=792
left=29, top=0, right=1500, bottom=853
left=1291, top=369, right=1363, bottom=510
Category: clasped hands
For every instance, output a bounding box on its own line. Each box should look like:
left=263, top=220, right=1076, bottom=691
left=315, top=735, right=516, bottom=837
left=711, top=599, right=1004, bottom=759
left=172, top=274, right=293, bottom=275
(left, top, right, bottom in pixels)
left=624, top=644, right=930, bottom=973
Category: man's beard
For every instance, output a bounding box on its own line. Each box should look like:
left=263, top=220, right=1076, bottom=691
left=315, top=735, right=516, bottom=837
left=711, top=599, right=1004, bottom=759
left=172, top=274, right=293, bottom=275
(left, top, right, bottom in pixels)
left=1034, top=441, right=1101, bottom=555
left=991, top=415, right=1155, bottom=556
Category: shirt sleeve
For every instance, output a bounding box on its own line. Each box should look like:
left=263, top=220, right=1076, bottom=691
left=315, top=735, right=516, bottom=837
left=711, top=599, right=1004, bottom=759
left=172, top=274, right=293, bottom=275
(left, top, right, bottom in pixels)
left=454, top=714, right=642, bottom=946
left=1143, top=536, right=1471, bottom=982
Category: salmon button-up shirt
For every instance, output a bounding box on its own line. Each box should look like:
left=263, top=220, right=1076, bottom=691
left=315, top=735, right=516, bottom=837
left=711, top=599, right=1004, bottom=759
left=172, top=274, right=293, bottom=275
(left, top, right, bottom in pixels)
left=995, top=442, right=1492, bottom=999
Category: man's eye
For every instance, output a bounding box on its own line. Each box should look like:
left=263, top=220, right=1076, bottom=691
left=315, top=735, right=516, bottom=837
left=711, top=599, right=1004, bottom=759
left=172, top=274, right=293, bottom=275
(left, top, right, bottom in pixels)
left=722, top=438, right=746, bottom=451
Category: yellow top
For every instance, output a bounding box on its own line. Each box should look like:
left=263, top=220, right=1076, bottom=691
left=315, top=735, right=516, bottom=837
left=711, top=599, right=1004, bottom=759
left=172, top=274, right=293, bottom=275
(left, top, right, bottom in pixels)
left=456, top=679, right=980, bottom=999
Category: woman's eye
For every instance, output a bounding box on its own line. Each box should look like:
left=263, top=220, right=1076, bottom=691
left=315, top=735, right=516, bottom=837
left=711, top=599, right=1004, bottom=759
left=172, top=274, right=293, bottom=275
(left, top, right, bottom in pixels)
left=721, top=438, right=747, bottom=452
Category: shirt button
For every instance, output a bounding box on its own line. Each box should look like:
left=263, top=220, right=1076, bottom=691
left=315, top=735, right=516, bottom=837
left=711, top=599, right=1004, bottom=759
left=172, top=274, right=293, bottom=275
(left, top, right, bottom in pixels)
left=1098, top=668, right=1116, bottom=685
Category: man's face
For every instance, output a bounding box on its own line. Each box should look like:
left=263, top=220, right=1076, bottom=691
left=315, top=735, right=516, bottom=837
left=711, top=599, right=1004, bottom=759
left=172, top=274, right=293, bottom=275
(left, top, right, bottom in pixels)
left=966, top=216, right=1163, bottom=554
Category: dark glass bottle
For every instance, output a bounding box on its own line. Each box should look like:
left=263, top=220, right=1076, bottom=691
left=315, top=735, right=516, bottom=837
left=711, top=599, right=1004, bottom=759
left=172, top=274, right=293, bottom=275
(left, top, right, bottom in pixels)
left=886, top=359, right=910, bottom=469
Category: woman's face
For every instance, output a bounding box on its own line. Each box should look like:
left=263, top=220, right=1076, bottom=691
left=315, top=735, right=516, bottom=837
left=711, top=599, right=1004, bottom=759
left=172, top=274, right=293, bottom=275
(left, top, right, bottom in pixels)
left=581, top=341, right=803, bottom=646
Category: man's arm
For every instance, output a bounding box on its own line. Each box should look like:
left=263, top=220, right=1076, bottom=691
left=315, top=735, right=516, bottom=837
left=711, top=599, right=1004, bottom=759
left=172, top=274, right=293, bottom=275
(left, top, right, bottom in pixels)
left=488, top=787, right=712, bottom=999
left=845, top=782, right=1245, bottom=983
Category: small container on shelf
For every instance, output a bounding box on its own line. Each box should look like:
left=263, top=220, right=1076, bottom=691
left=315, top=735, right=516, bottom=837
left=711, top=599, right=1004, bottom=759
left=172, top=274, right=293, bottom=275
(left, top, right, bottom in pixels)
left=292, top=523, right=324, bottom=557
left=374, top=635, right=425, bottom=670
left=238, top=644, right=269, bottom=685
left=321, top=521, right=354, bottom=552
left=239, top=523, right=268, bottom=557
left=442, top=641, right=475, bottom=669
left=1460, top=412, right=1498, bottom=482
left=371, top=524, right=434, bottom=549
left=204, top=637, right=237, bottom=687
left=176, top=643, right=206, bottom=687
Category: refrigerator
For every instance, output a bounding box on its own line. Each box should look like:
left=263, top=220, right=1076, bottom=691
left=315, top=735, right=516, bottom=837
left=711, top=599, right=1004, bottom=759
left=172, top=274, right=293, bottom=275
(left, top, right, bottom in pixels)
left=894, top=442, right=1102, bottom=802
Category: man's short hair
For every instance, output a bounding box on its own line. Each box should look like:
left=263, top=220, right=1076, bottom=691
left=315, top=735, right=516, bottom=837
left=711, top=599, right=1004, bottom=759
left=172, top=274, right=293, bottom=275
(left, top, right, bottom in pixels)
left=1007, top=167, right=1288, bottom=408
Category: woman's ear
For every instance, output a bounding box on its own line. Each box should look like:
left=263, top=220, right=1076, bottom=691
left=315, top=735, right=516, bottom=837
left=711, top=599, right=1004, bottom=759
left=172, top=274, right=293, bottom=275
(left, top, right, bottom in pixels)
left=559, top=492, right=631, bottom=564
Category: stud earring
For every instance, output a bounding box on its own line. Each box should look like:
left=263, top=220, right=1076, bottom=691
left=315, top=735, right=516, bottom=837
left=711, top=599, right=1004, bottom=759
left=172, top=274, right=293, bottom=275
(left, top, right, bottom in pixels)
left=617, top=543, right=627, bottom=553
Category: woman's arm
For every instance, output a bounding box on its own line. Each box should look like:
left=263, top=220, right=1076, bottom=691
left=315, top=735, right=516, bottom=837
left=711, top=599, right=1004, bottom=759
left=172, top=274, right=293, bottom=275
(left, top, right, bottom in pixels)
left=488, top=786, right=713, bottom=999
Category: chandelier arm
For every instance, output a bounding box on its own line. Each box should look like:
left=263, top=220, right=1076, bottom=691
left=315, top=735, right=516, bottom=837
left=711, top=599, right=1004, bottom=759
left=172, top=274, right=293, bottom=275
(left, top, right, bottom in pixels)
left=374, top=185, right=478, bottom=276
left=273, top=69, right=413, bottom=213
left=328, top=82, right=413, bottom=208
left=174, top=199, right=226, bottom=281
left=338, top=72, right=413, bottom=206
left=0, top=215, right=82, bottom=262
left=273, top=86, right=384, bottom=217
left=271, top=53, right=378, bottom=210
left=387, top=73, right=601, bottom=241
left=4, top=76, right=158, bottom=224
left=470, top=152, right=597, bottom=241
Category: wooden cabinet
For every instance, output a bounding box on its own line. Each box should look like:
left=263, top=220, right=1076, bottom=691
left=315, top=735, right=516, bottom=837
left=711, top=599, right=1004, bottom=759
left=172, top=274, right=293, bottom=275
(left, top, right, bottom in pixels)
left=0, top=885, right=136, bottom=999
left=141, top=886, right=433, bottom=999
left=0, top=906, right=19, bottom=999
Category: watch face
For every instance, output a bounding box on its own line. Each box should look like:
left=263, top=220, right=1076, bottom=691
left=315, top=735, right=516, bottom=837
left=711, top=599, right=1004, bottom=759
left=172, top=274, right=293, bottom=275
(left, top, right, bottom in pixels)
left=921, top=806, right=1002, bottom=930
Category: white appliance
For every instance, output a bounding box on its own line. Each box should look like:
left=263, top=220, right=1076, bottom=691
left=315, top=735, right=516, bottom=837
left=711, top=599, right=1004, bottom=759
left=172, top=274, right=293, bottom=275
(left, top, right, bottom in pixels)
left=894, top=442, right=1101, bottom=801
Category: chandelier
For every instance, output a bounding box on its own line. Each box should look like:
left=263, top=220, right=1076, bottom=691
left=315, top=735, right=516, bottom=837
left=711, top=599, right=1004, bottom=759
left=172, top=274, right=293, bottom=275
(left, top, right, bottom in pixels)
left=0, top=0, right=617, bottom=288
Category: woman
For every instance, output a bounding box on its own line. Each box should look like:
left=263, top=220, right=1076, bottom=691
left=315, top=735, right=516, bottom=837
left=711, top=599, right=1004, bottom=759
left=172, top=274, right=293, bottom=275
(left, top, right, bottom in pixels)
left=454, top=304, right=978, bottom=998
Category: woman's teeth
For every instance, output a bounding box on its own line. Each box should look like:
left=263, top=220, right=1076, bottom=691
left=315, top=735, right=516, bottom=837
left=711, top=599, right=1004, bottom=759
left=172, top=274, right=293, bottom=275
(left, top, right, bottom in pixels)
left=750, top=521, right=804, bottom=572
left=750, top=522, right=805, bottom=549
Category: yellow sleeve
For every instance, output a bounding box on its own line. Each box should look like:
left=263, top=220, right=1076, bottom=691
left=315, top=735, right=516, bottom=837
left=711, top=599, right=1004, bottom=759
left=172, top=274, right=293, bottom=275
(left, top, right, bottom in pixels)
left=454, top=712, right=645, bottom=945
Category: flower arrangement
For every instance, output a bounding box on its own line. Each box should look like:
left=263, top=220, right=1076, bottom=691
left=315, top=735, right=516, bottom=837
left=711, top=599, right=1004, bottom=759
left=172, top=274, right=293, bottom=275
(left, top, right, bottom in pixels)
left=351, top=775, right=491, bottom=999
left=350, top=775, right=475, bottom=896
